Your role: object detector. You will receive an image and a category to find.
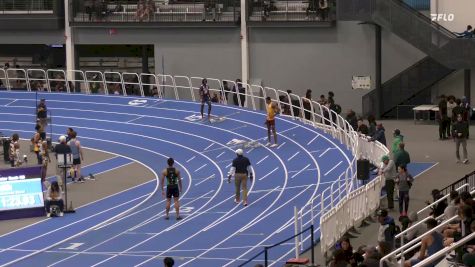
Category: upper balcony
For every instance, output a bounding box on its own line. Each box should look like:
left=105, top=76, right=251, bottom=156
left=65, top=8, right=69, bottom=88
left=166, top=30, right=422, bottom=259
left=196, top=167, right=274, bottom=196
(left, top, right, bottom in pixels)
left=69, top=0, right=241, bottom=27
left=247, top=0, right=336, bottom=27
left=0, top=0, right=64, bottom=30
left=69, top=0, right=335, bottom=28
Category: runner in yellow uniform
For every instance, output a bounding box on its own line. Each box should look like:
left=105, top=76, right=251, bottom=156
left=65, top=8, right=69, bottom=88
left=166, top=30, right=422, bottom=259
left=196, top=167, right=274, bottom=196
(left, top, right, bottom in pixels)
left=265, top=97, right=280, bottom=147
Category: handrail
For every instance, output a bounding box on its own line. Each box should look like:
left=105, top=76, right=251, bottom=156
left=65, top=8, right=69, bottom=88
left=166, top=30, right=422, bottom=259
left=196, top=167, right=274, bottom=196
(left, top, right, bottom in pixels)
left=439, top=170, right=475, bottom=195
left=380, top=215, right=459, bottom=267
left=417, top=183, right=469, bottom=215
left=413, top=231, right=475, bottom=267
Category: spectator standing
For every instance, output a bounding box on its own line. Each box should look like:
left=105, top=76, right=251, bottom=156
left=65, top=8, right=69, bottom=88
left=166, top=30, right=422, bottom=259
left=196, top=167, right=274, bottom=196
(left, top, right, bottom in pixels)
left=438, top=95, right=450, bottom=140
left=318, top=94, right=326, bottom=105
left=54, top=135, right=71, bottom=190
left=318, top=0, right=329, bottom=21
left=377, top=209, right=397, bottom=249
left=395, top=165, right=414, bottom=216
left=462, top=96, right=471, bottom=137
left=447, top=96, right=457, bottom=137
left=452, top=98, right=465, bottom=120
left=228, top=149, right=253, bottom=206
left=305, top=0, right=317, bottom=19
left=394, top=142, right=411, bottom=169
left=345, top=110, right=358, bottom=131
left=37, top=98, right=48, bottom=130
left=222, top=81, right=231, bottom=103
left=302, top=89, right=313, bottom=120
left=44, top=181, right=64, bottom=217
left=232, top=79, right=245, bottom=107
left=380, top=155, right=397, bottom=210
left=391, top=129, right=404, bottom=155
left=367, top=115, right=377, bottom=137
left=453, top=114, right=469, bottom=164
left=404, top=218, right=444, bottom=267
left=9, top=133, right=20, bottom=167
left=287, top=90, right=300, bottom=117
left=370, top=123, right=387, bottom=146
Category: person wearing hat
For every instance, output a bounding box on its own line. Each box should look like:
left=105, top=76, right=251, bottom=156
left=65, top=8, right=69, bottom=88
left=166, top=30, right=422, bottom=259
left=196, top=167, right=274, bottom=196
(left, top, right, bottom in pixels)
left=228, top=149, right=253, bottom=206
left=54, top=135, right=71, bottom=190
left=391, top=129, right=404, bottom=155
left=161, top=158, right=183, bottom=220
left=379, top=155, right=397, bottom=210
left=404, top=218, right=444, bottom=267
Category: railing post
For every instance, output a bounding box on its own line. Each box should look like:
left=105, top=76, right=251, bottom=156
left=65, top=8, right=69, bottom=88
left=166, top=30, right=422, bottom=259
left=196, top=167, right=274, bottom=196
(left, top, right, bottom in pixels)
left=311, top=225, right=315, bottom=265
left=294, top=206, right=299, bottom=259
left=264, top=247, right=268, bottom=267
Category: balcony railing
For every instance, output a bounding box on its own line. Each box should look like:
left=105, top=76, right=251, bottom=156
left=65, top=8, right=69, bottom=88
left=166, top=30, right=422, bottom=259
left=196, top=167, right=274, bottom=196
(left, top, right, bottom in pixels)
left=70, top=0, right=239, bottom=24
left=248, top=0, right=335, bottom=23
left=0, top=0, right=54, bottom=14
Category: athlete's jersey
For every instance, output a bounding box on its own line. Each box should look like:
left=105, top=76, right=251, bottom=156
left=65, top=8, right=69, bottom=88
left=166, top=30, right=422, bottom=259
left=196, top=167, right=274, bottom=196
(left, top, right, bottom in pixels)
left=267, top=103, right=276, bottom=121
left=166, top=167, right=179, bottom=186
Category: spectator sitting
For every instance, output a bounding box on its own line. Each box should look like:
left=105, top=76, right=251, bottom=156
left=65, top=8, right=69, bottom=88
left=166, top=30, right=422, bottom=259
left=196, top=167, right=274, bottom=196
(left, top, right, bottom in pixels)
left=330, top=249, right=350, bottom=267
left=443, top=205, right=474, bottom=246
left=404, top=218, right=444, bottom=267
left=361, top=246, right=382, bottom=267
left=357, top=118, right=369, bottom=135
left=460, top=191, right=475, bottom=211
left=394, top=142, right=410, bottom=169
left=403, top=212, right=427, bottom=242
left=455, top=25, right=473, bottom=38
left=370, top=123, right=386, bottom=146
left=211, top=93, right=219, bottom=103
left=45, top=181, right=64, bottom=217
left=462, top=221, right=475, bottom=266
left=427, top=189, right=448, bottom=218
left=445, top=196, right=461, bottom=220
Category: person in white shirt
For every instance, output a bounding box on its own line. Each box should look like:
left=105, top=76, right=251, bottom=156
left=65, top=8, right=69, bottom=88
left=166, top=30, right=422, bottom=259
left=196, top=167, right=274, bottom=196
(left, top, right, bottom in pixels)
left=45, top=181, right=64, bottom=217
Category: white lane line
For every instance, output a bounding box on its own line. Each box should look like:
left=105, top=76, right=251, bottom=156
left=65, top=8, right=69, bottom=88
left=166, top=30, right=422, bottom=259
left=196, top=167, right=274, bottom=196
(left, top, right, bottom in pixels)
left=279, top=125, right=299, bottom=134
left=203, top=143, right=214, bottom=151
left=216, top=152, right=225, bottom=158
left=256, top=155, right=269, bottom=165
left=186, top=156, right=196, bottom=162
left=216, top=158, right=233, bottom=163
left=247, top=148, right=255, bottom=153
left=319, top=147, right=336, bottom=158
left=195, top=174, right=216, bottom=186
left=307, top=135, right=319, bottom=145
left=290, top=164, right=311, bottom=179
left=251, top=183, right=318, bottom=193
left=229, top=125, right=247, bottom=131
left=324, top=161, right=342, bottom=176
left=288, top=168, right=317, bottom=174
left=276, top=142, right=286, bottom=150
left=194, top=164, right=207, bottom=172
left=287, top=151, right=300, bottom=161
left=258, top=167, right=279, bottom=181
left=226, top=162, right=232, bottom=168
left=126, top=116, right=144, bottom=123
left=4, top=99, right=17, bottom=106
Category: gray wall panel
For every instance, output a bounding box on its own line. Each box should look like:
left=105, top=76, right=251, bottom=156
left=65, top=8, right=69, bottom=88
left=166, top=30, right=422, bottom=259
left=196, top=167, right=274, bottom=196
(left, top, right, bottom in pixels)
left=0, top=30, right=64, bottom=44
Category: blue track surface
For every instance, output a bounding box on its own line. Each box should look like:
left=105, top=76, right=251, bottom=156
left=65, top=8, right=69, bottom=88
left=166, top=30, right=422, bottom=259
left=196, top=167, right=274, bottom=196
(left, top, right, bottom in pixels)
left=0, top=92, right=433, bottom=267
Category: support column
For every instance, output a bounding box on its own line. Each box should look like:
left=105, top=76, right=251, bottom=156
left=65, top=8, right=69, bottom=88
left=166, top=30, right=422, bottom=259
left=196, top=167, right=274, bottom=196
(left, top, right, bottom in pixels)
left=375, top=24, right=382, bottom=119
left=464, top=69, right=471, bottom=102
left=64, top=0, right=75, bottom=82
left=240, top=0, right=249, bottom=83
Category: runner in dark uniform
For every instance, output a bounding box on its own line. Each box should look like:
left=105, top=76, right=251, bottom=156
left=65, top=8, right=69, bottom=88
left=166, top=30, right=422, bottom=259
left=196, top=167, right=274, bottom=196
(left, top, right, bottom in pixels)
left=161, top=158, right=183, bottom=220
left=199, top=78, right=212, bottom=120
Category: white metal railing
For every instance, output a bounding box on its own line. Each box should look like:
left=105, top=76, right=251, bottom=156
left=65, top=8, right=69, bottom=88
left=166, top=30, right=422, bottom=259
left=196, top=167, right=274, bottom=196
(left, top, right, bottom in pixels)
left=0, top=68, right=389, bottom=260
left=414, top=231, right=475, bottom=267
left=380, top=215, right=459, bottom=267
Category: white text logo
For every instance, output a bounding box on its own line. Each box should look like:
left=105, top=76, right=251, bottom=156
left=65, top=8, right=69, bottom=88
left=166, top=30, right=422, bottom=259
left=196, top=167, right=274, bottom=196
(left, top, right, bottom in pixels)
left=430, top=13, right=455, bottom=21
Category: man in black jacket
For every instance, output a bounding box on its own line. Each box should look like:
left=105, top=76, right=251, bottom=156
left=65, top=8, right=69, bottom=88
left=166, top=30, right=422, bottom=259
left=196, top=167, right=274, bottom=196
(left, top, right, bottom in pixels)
left=453, top=114, right=469, bottom=164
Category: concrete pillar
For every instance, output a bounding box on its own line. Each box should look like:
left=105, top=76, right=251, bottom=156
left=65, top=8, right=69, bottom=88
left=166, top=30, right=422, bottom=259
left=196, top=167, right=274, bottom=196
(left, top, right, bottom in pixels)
left=64, top=0, right=75, bottom=81
left=240, top=0, right=249, bottom=83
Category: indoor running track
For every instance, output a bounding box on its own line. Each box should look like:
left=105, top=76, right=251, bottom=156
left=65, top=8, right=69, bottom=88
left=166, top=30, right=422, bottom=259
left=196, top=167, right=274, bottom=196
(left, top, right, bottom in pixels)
left=0, top=91, right=353, bottom=267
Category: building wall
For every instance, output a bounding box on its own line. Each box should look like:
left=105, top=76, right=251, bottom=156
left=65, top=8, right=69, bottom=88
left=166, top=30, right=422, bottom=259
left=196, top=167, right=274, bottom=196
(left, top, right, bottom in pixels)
left=430, top=0, right=475, bottom=32
left=0, top=23, right=426, bottom=114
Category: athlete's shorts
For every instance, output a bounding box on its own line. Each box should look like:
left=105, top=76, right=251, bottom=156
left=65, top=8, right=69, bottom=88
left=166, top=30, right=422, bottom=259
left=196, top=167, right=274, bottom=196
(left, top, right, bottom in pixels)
left=73, top=158, right=81, bottom=165
left=266, top=119, right=275, bottom=127
left=167, top=185, right=179, bottom=199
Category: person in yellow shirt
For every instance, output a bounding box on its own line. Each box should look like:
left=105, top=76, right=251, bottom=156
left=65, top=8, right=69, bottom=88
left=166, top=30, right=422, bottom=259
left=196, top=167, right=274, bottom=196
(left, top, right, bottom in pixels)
left=265, top=97, right=280, bottom=147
